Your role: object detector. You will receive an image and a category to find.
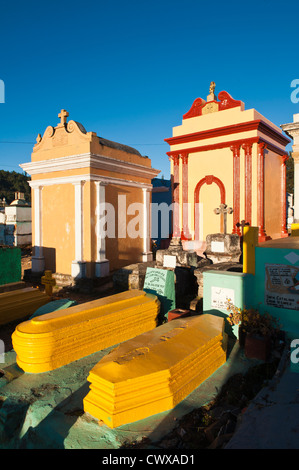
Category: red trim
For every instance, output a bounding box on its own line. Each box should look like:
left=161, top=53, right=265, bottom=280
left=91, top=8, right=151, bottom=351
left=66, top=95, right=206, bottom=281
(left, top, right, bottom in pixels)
left=182, top=90, right=243, bottom=120
left=263, top=141, right=288, bottom=156
left=166, top=136, right=287, bottom=158
left=242, top=142, right=253, bottom=226
left=281, top=154, right=289, bottom=237
left=181, top=152, right=191, bottom=240
left=218, top=91, right=242, bottom=111
left=183, top=98, right=206, bottom=119
left=167, top=136, right=259, bottom=157
left=165, top=119, right=290, bottom=147
left=194, top=175, right=225, bottom=240
left=230, top=145, right=241, bottom=236
left=257, top=142, right=270, bottom=242
left=170, top=154, right=180, bottom=237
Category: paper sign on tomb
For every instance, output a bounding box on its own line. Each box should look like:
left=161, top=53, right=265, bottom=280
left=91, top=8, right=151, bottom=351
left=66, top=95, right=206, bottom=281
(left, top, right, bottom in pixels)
left=265, top=263, right=299, bottom=310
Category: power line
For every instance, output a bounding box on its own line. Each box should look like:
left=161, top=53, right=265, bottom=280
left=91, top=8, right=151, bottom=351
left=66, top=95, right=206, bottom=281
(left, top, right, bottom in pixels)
left=0, top=141, right=34, bottom=144
left=0, top=141, right=168, bottom=146
left=127, top=143, right=167, bottom=146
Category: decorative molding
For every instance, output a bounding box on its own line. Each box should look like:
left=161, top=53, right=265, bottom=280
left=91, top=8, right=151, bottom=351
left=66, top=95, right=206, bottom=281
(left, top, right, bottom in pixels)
left=33, top=119, right=90, bottom=153
left=218, top=91, right=243, bottom=111
left=172, top=153, right=180, bottom=237
left=201, top=101, right=219, bottom=115
left=20, top=153, right=160, bottom=180
left=183, top=98, right=206, bottom=120
left=33, top=185, right=43, bottom=256
left=242, top=142, right=253, bottom=225
left=181, top=152, right=191, bottom=240
left=182, top=90, right=243, bottom=120
left=28, top=173, right=153, bottom=190
left=165, top=119, right=290, bottom=148
left=180, top=152, right=189, bottom=165
left=166, top=136, right=287, bottom=158
left=73, top=180, right=84, bottom=262
left=257, top=142, right=269, bottom=241
left=171, top=154, right=180, bottom=166
left=230, top=145, right=241, bottom=235
left=280, top=122, right=299, bottom=139
left=281, top=154, right=289, bottom=237
left=194, top=175, right=226, bottom=241
left=95, top=181, right=108, bottom=266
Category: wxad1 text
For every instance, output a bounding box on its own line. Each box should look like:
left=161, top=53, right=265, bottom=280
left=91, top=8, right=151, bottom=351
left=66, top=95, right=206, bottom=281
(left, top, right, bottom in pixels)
left=102, top=454, right=194, bottom=466
left=146, top=454, right=194, bottom=465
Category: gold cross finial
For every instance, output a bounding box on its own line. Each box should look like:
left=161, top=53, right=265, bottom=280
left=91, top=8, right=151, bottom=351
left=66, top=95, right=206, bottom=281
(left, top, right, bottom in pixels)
left=209, top=81, right=216, bottom=94
left=58, top=109, right=69, bottom=126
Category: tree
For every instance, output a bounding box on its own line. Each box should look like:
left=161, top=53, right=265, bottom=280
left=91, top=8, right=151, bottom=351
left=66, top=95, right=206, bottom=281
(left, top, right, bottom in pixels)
left=286, top=152, right=294, bottom=195
left=0, top=170, right=31, bottom=204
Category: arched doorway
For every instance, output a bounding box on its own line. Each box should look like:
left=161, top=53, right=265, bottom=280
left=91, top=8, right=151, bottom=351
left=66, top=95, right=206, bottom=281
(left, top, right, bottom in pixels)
left=194, top=175, right=226, bottom=241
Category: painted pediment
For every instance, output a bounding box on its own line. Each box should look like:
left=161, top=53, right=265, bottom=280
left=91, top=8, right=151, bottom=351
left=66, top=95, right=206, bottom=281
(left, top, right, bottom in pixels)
left=31, top=109, right=148, bottom=166
left=183, top=88, right=245, bottom=120
left=32, top=110, right=95, bottom=159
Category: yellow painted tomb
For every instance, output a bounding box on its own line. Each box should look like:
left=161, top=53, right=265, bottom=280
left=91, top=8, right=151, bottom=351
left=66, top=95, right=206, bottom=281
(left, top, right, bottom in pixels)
left=12, top=290, right=160, bottom=373
left=0, top=287, right=50, bottom=326
left=83, top=314, right=227, bottom=428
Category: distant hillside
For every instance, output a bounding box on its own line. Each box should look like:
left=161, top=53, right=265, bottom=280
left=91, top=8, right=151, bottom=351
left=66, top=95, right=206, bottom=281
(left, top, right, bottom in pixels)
left=0, top=170, right=31, bottom=205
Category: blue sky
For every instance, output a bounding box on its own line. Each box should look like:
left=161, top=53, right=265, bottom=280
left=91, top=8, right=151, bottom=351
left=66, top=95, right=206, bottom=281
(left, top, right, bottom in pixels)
left=0, top=0, right=298, bottom=179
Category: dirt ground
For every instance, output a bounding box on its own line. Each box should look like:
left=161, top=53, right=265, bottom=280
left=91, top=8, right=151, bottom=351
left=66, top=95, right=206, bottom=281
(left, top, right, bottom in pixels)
left=20, top=245, right=32, bottom=277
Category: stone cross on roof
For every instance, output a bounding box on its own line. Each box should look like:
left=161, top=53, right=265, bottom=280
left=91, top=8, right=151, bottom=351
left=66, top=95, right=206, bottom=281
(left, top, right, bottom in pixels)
left=214, top=203, right=233, bottom=234
left=58, top=109, right=69, bottom=127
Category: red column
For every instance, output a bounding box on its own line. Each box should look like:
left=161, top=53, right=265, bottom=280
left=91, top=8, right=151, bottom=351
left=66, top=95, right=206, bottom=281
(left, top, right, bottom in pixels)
left=180, top=152, right=191, bottom=240
left=242, top=142, right=253, bottom=225
left=257, top=142, right=269, bottom=241
left=172, top=153, right=181, bottom=238
left=230, top=144, right=241, bottom=236
left=281, top=154, right=289, bottom=237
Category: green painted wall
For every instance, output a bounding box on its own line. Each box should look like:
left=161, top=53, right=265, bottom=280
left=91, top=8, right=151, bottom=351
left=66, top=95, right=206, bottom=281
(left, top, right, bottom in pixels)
left=203, top=270, right=254, bottom=339
left=202, top=246, right=299, bottom=341
left=255, top=246, right=299, bottom=339
left=0, top=247, right=21, bottom=286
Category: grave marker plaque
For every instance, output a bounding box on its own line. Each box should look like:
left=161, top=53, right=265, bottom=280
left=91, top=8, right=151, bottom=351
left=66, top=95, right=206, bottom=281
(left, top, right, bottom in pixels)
left=265, top=263, right=299, bottom=310
left=211, top=241, right=225, bottom=253
left=163, top=255, right=176, bottom=268
left=143, top=267, right=176, bottom=321
left=211, top=286, right=235, bottom=310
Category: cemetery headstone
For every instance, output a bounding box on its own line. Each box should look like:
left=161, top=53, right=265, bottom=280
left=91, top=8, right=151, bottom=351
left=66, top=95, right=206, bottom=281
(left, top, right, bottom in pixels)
left=143, top=267, right=176, bottom=322
left=41, top=270, right=56, bottom=296
left=203, top=269, right=254, bottom=338
left=155, top=237, right=199, bottom=268
left=205, top=233, right=241, bottom=264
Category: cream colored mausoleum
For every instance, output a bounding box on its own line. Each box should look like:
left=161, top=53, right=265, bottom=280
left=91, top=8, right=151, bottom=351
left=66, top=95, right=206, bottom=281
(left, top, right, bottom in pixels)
left=21, top=110, right=159, bottom=280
